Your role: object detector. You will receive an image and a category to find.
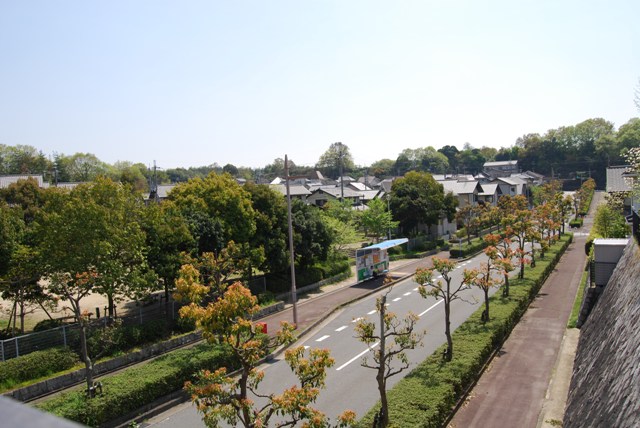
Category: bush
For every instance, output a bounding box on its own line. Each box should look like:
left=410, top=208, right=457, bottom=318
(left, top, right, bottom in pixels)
left=449, top=237, right=487, bottom=258
left=86, top=319, right=174, bottom=358
left=356, top=234, right=573, bottom=427
left=33, top=318, right=65, bottom=332
left=569, top=218, right=583, bottom=228
left=37, top=343, right=236, bottom=427
left=0, top=347, right=78, bottom=390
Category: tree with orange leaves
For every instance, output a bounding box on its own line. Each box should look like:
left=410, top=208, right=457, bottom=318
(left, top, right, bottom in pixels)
left=415, top=257, right=472, bottom=361
left=175, top=259, right=354, bottom=428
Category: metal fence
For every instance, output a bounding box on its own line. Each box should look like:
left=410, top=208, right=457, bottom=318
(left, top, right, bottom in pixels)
left=0, top=300, right=183, bottom=362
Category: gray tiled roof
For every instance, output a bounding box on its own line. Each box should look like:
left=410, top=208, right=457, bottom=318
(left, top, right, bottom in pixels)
left=606, top=166, right=634, bottom=193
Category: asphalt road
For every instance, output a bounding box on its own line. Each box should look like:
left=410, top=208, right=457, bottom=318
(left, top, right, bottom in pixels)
left=143, top=250, right=502, bottom=427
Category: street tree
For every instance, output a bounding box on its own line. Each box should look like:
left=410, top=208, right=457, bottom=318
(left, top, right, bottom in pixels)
left=455, top=205, right=484, bottom=244
left=464, top=248, right=502, bottom=322
left=499, top=195, right=532, bottom=279
left=176, top=269, right=355, bottom=428
left=360, top=198, right=398, bottom=243
left=354, top=281, right=425, bottom=427
left=483, top=234, right=515, bottom=297
left=415, top=257, right=471, bottom=361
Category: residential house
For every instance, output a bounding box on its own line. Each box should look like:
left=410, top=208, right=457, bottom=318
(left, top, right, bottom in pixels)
left=0, top=174, right=48, bottom=189
left=306, top=186, right=362, bottom=207
left=439, top=179, right=481, bottom=209
left=477, top=183, right=502, bottom=206
left=357, top=175, right=381, bottom=189
left=483, top=160, right=519, bottom=178
left=269, top=183, right=312, bottom=201
left=606, top=165, right=637, bottom=216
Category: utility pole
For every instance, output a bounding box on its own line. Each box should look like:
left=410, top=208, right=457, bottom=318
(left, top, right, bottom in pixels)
left=285, top=154, right=298, bottom=326
left=337, top=142, right=345, bottom=201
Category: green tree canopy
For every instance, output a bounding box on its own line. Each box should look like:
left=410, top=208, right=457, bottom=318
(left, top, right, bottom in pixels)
left=243, top=182, right=289, bottom=274
left=316, top=142, right=354, bottom=178
left=169, top=172, right=256, bottom=249
left=389, top=171, right=452, bottom=236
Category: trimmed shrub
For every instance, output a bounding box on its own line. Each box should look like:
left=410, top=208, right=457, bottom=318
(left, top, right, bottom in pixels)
left=569, top=218, right=583, bottom=228
left=0, top=347, right=78, bottom=389
left=449, top=237, right=487, bottom=258
left=33, top=318, right=65, bottom=332
left=37, top=343, right=236, bottom=427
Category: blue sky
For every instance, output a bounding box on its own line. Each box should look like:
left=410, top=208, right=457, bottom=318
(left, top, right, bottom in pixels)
left=1, top=1, right=639, bottom=169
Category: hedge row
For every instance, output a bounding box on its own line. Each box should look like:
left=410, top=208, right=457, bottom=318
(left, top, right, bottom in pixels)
left=449, top=236, right=487, bottom=258
left=569, top=218, right=584, bottom=228
left=37, top=343, right=236, bottom=427
left=266, top=256, right=351, bottom=293
left=0, top=347, right=78, bottom=390
left=356, top=233, right=573, bottom=427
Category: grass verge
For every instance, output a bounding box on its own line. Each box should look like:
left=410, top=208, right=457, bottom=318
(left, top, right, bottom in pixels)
left=36, top=343, right=235, bottom=427
left=567, top=270, right=588, bottom=329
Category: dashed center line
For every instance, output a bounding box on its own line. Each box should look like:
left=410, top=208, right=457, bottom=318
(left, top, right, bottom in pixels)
left=316, top=335, right=330, bottom=342
left=336, top=340, right=380, bottom=371
left=352, top=317, right=363, bottom=323
left=403, top=292, right=411, bottom=296
left=335, top=326, right=348, bottom=332
left=367, top=310, right=377, bottom=315
left=392, top=297, right=401, bottom=302
left=419, top=300, right=443, bottom=317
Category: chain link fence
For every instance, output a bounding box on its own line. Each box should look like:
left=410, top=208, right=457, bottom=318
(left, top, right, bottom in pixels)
left=0, top=300, right=183, bottom=362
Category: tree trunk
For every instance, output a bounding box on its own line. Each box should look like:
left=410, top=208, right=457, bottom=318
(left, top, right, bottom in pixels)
left=483, top=288, right=490, bottom=322
left=530, top=240, right=536, bottom=268
left=377, top=295, right=389, bottom=427
left=164, top=278, right=170, bottom=302
left=503, top=274, right=510, bottom=297
left=107, top=294, right=114, bottom=318
left=19, top=299, right=25, bottom=334
left=77, top=314, right=94, bottom=395
left=444, top=299, right=453, bottom=361
left=240, top=364, right=251, bottom=427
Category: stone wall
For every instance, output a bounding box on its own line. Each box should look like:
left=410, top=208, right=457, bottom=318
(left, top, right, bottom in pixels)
left=564, top=238, right=640, bottom=428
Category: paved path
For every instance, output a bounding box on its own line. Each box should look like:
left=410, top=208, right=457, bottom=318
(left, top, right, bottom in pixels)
left=449, top=192, right=600, bottom=428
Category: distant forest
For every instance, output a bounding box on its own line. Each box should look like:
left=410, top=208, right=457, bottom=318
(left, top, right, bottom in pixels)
left=1, top=116, right=638, bottom=189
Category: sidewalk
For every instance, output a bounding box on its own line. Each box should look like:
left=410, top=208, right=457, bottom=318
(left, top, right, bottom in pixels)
left=448, top=194, right=600, bottom=428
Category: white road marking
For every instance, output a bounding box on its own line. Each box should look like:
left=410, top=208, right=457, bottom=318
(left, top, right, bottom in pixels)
left=335, top=326, right=348, bottom=332
left=303, top=345, right=310, bottom=349
left=403, top=292, right=411, bottom=296
left=336, top=341, right=380, bottom=371
left=316, top=335, right=330, bottom=342
left=352, top=317, right=363, bottom=323
left=413, top=287, right=419, bottom=291
left=367, top=310, right=377, bottom=315
left=419, top=300, right=443, bottom=317
left=392, top=297, right=401, bottom=302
